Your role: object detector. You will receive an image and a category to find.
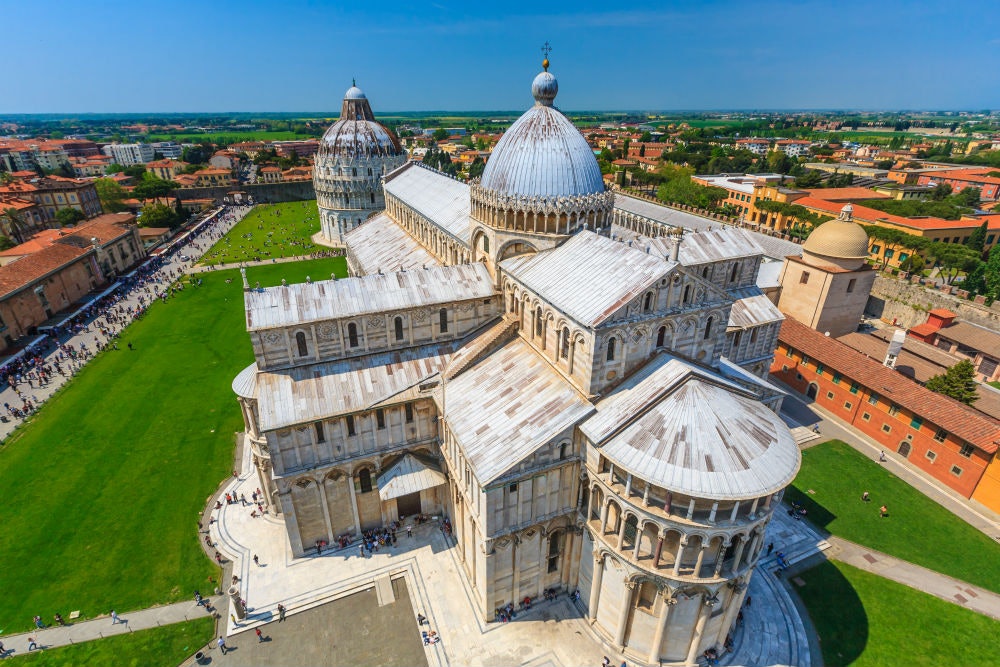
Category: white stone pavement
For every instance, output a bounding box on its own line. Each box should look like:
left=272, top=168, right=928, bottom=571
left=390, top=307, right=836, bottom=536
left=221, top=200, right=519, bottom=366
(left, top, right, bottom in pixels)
left=0, top=205, right=254, bottom=442
left=211, top=437, right=825, bottom=666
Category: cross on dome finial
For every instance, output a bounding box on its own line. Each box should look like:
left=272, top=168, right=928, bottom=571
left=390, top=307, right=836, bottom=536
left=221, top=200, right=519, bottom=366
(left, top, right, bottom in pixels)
left=352, top=77, right=356, bottom=87
left=541, top=41, right=552, bottom=71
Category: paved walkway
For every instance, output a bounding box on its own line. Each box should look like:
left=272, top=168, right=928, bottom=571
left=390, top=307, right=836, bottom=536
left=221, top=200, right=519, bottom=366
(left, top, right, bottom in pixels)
left=824, top=536, right=1000, bottom=620
left=188, top=251, right=344, bottom=275
left=0, top=205, right=254, bottom=442
left=777, top=384, right=1000, bottom=540
left=0, top=600, right=212, bottom=658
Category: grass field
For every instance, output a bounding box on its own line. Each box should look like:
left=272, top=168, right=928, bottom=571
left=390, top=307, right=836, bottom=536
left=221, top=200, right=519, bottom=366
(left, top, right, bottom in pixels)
left=145, top=130, right=314, bottom=143
left=199, top=201, right=322, bottom=266
left=796, top=560, right=1000, bottom=667
left=0, top=257, right=347, bottom=634
left=8, top=617, right=214, bottom=666
left=785, top=440, right=1000, bottom=592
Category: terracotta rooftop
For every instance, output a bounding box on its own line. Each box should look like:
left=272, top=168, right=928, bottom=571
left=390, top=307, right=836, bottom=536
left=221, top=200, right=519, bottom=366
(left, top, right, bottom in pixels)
left=778, top=317, right=1000, bottom=453
left=0, top=243, right=92, bottom=299
left=934, top=321, right=1000, bottom=354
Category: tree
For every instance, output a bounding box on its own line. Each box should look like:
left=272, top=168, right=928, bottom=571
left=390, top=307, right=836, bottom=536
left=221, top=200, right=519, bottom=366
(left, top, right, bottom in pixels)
left=432, top=128, right=449, bottom=142
left=794, top=169, right=824, bottom=189
left=181, top=144, right=211, bottom=165
left=123, top=165, right=147, bottom=180
left=95, top=178, right=128, bottom=213
left=55, top=207, right=86, bottom=226
left=0, top=235, right=15, bottom=251
left=985, top=245, right=1000, bottom=300
left=929, top=182, right=953, bottom=200
left=2, top=207, right=31, bottom=243
left=952, top=186, right=981, bottom=208
left=639, top=131, right=652, bottom=143
left=468, top=157, right=486, bottom=179
left=105, top=163, right=125, bottom=175
left=137, top=202, right=182, bottom=229
left=967, top=220, right=988, bottom=253
left=765, top=150, right=792, bottom=174
left=898, top=253, right=926, bottom=274
left=927, top=241, right=981, bottom=284
left=133, top=174, right=179, bottom=204
left=925, top=360, right=979, bottom=405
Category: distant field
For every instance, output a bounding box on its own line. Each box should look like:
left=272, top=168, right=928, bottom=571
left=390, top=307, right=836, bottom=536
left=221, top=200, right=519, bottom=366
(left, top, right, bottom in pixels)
left=145, top=130, right=315, bottom=143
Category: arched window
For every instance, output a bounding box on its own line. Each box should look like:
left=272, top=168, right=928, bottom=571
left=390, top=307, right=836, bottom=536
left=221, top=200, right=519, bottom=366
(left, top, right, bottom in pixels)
left=704, top=316, right=714, bottom=340
left=394, top=316, right=404, bottom=341
left=358, top=469, right=372, bottom=493
left=683, top=284, right=691, bottom=304
left=730, top=262, right=739, bottom=283
left=606, top=337, right=617, bottom=361
left=370, top=192, right=375, bottom=204
left=347, top=322, right=359, bottom=347
left=439, top=308, right=449, bottom=333
left=547, top=531, right=562, bottom=573
left=656, top=326, right=666, bottom=348
left=643, top=292, right=653, bottom=312
left=483, top=235, right=490, bottom=253
left=295, top=331, right=308, bottom=356
left=535, top=307, right=543, bottom=337
left=559, top=442, right=569, bottom=460
left=560, top=327, right=570, bottom=359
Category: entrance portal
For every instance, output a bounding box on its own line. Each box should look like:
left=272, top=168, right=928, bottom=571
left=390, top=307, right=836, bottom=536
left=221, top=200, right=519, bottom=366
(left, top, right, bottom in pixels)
left=397, top=491, right=422, bottom=518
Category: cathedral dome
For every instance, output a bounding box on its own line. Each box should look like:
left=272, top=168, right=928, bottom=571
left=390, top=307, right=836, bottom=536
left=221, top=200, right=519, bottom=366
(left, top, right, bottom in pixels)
left=318, top=84, right=403, bottom=159
left=802, top=204, right=870, bottom=260
left=479, top=67, right=604, bottom=199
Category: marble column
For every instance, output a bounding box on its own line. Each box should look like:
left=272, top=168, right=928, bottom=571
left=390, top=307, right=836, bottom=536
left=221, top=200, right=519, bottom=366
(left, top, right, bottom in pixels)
left=347, top=475, right=362, bottom=536
left=672, top=537, right=688, bottom=576
left=648, top=594, right=674, bottom=664
left=588, top=553, right=604, bottom=622
left=615, top=581, right=635, bottom=648
left=694, top=544, right=707, bottom=578
left=684, top=598, right=713, bottom=665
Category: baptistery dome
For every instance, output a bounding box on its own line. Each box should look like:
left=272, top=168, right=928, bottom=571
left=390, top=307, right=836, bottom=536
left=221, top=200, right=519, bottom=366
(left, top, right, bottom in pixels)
left=318, top=84, right=404, bottom=159
left=314, top=83, right=407, bottom=243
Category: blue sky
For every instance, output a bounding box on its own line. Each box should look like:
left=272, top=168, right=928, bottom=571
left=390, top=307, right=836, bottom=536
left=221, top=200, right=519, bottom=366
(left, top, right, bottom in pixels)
left=7, top=0, right=1000, bottom=113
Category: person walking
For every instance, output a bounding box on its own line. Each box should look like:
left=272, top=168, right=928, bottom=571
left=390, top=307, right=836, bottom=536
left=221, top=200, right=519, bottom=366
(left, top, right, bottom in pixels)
left=27, top=638, right=38, bottom=652
left=256, top=627, right=264, bottom=643
left=277, top=603, right=286, bottom=622
left=218, top=636, right=228, bottom=655
left=110, top=610, right=119, bottom=625
left=253, top=554, right=260, bottom=566
left=880, top=505, right=889, bottom=518
left=231, top=613, right=239, bottom=627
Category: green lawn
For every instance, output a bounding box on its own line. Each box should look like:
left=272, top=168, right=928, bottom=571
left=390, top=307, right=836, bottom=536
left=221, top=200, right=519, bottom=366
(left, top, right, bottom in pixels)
left=8, top=617, right=214, bottom=666
left=0, top=258, right=347, bottom=634
left=785, top=440, right=1000, bottom=592
left=199, top=201, right=322, bottom=266
left=796, top=560, right=1000, bottom=667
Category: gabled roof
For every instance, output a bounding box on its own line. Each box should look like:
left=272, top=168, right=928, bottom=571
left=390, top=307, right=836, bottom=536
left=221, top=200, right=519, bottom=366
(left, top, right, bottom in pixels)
left=0, top=243, right=92, bottom=299
left=729, top=293, right=784, bottom=329
left=344, top=213, right=441, bottom=276
left=501, top=230, right=674, bottom=327
left=443, top=337, right=594, bottom=485
left=581, top=353, right=800, bottom=500
left=255, top=341, right=459, bottom=430
left=779, top=317, right=1000, bottom=453
left=934, top=321, right=1000, bottom=356
left=383, top=162, right=471, bottom=244
left=377, top=454, right=447, bottom=501
left=245, top=262, right=493, bottom=331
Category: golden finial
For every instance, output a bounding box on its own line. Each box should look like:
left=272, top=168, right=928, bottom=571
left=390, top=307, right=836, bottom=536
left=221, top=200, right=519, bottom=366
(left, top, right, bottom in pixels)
left=541, top=41, right=552, bottom=71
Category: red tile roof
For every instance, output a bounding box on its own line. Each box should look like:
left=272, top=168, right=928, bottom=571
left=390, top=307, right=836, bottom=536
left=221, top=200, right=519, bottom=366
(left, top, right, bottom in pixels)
left=929, top=308, right=956, bottom=318
left=778, top=317, right=1000, bottom=453
left=0, top=243, right=92, bottom=299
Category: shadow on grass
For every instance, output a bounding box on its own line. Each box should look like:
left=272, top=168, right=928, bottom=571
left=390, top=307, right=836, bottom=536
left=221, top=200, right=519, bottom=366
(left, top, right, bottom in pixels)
left=796, top=561, right=868, bottom=666
left=784, top=484, right=837, bottom=531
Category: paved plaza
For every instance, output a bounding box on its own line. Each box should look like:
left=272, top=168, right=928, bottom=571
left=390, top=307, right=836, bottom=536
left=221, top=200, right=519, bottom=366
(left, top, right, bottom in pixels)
left=207, top=436, right=824, bottom=667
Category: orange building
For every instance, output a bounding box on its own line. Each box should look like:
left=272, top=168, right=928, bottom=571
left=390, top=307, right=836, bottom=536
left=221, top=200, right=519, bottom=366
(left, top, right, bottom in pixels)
left=771, top=317, right=1000, bottom=510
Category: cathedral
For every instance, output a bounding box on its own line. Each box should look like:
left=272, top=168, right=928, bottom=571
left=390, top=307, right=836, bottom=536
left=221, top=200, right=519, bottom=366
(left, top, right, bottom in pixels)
left=234, top=60, right=801, bottom=665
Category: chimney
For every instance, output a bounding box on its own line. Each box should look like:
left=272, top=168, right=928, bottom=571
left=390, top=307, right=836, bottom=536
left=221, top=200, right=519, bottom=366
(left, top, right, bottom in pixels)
left=668, top=229, right=682, bottom=262
left=884, top=329, right=906, bottom=369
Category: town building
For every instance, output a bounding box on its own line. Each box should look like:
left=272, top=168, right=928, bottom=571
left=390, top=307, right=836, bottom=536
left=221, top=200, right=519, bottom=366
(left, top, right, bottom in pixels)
left=259, top=166, right=283, bottom=183
left=735, top=139, right=769, bottom=155
left=0, top=176, right=102, bottom=220
left=916, top=167, right=1000, bottom=201
left=0, top=195, right=48, bottom=243
left=146, top=159, right=189, bottom=181
left=273, top=140, right=320, bottom=159
left=908, top=309, right=1000, bottom=383
left=150, top=141, right=184, bottom=159
left=776, top=205, right=876, bottom=338
left=774, top=140, right=811, bottom=157
left=312, top=84, right=407, bottom=243
left=234, top=63, right=799, bottom=665
left=101, top=143, right=155, bottom=166
left=770, top=317, right=1000, bottom=512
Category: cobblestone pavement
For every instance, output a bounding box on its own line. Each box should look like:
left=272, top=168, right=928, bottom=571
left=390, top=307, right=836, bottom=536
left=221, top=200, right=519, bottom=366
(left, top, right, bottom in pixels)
left=209, top=436, right=818, bottom=667
left=0, top=205, right=253, bottom=442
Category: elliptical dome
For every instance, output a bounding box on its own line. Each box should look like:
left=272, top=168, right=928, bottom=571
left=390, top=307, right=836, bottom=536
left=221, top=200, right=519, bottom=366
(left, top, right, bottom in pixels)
left=802, top=204, right=870, bottom=260
left=479, top=67, right=604, bottom=199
